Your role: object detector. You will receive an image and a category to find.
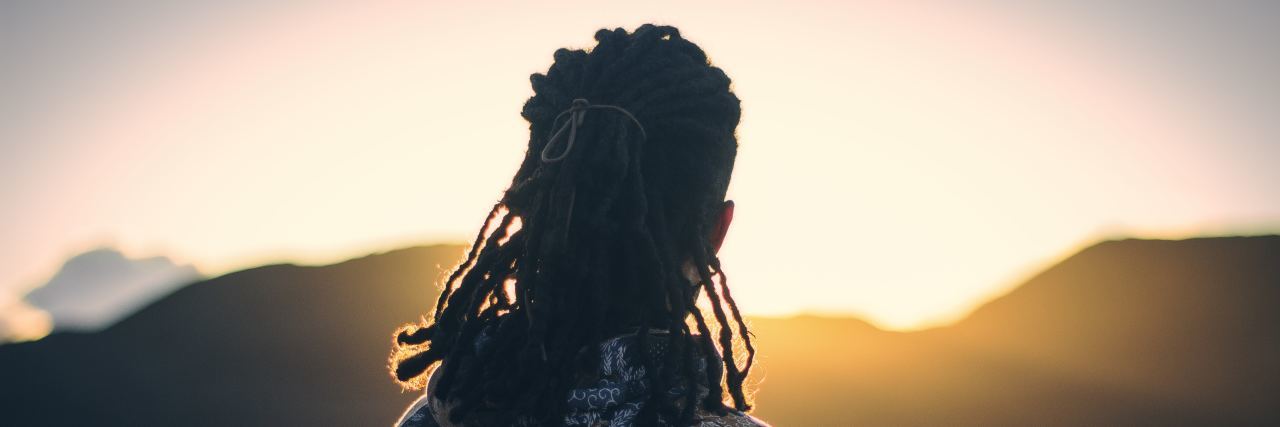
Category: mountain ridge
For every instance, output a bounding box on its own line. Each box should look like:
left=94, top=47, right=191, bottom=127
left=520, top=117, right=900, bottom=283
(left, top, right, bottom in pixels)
left=1, top=235, right=1276, bottom=425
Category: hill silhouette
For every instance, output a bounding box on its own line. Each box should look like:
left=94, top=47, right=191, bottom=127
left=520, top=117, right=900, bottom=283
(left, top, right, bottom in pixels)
left=0, top=244, right=464, bottom=426
left=1, top=236, right=1277, bottom=425
left=748, top=236, right=1280, bottom=425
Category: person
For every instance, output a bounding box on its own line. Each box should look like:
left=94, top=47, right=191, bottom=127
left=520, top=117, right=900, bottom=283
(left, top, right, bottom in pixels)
left=389, top=24, right=765, bottom=426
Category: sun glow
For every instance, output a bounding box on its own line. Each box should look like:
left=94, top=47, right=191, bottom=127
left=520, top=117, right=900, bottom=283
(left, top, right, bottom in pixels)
left=3, top=1, right=1278, bottom=336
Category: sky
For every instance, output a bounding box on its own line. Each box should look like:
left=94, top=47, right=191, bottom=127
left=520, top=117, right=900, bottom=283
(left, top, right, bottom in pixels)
left=2, top=0, right=1278, bottom=335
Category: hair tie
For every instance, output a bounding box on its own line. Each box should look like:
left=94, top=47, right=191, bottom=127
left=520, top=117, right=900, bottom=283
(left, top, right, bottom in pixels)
left=540, top=98, right=647, bottom=163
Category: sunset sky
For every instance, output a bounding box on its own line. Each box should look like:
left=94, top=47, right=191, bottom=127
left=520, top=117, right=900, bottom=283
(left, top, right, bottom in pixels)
left=2, top=0, right=1278, bottom=335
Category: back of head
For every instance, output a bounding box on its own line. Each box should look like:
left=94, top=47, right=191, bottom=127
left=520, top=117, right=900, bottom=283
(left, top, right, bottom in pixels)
left=390, top=24, right=752, bottom=425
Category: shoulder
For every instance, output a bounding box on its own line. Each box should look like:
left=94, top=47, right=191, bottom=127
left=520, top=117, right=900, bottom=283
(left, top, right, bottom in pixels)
left=396, top=367, right=451, bottom=427
left=396, top=393, right=441, bottom=427
left=692, top=408, right=771, bottom=427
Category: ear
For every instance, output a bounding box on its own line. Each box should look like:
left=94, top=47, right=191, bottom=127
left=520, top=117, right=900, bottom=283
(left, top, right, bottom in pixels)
left=710, top=200, right=735, bottom=253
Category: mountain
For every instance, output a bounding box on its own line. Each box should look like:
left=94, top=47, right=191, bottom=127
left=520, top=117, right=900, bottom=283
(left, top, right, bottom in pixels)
left=746, top=236, right=1280, bottom=425
left=0, top=244, right=466, bottom=426
left=1, top=236, right=1277, bottom=426
left=23, top=247, right=202, bottom=332
left=942, top=236, right=1280, bottom=424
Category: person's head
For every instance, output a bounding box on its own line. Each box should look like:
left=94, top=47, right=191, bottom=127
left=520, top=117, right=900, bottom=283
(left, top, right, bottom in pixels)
left=390, top=24, right=752, bottom=424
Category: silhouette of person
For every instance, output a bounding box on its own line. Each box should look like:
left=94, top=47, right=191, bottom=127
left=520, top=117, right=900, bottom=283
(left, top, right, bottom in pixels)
left=390, top=24, right=764, bottom=426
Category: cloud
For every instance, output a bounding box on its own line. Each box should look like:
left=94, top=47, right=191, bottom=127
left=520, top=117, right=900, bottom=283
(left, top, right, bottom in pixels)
left=23, top=247, right=201, bottom=331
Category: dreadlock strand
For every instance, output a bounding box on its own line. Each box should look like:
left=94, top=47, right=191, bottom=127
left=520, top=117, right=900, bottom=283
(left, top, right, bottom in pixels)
left=692, top=245, right=752, bottom=411
left=433, top=202, right=503, bottom=321
left=711, top=257, right=757, bottom=375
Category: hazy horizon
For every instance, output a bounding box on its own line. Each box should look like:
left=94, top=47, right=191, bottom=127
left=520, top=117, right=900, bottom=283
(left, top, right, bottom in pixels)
left=6, top=235, right=1278, bottom=425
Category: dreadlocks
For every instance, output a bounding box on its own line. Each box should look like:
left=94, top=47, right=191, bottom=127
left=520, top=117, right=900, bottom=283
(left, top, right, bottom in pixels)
left=389, top=24, right=753, bottom=425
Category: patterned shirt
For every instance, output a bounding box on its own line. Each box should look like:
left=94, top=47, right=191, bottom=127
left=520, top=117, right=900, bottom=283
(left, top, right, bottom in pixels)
left=395, top=330, right=767, bottom=427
